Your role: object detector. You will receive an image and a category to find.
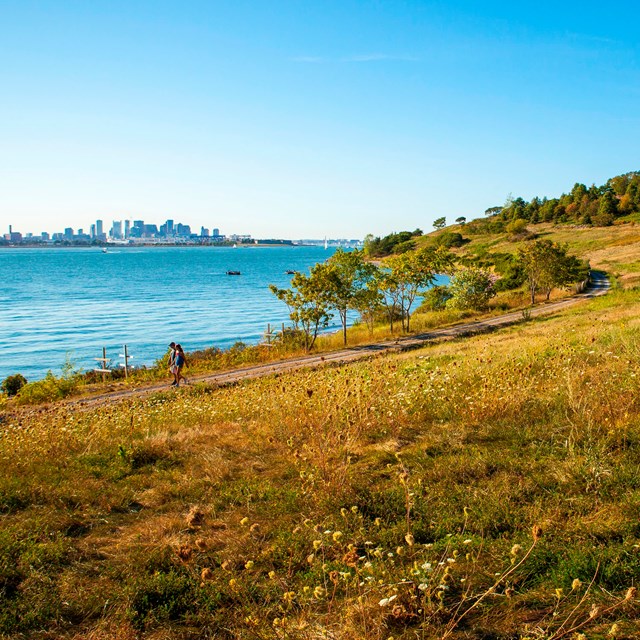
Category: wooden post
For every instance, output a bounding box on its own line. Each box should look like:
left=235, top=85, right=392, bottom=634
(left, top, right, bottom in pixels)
left=93, top=347, right=110, bottom=382
left=123, top=344, right=129, bottom=378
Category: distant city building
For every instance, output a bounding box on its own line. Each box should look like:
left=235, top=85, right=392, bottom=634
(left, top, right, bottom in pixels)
left=110, top=221, right=122, bottom=239
left=90, top=223, right=96, bottom=238
left=212, top=227, right=220, bottom=237
left=200, top=227, right=209, bottom=237
left=96, top=219, right=103, bottom=237
left=124, top=220, right=131, bottom=239
left=41, top=232, right=50, bottom=241
left=64, top=227, right=74, bottom=240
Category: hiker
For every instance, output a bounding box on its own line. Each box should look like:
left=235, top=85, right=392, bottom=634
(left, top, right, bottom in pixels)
left=168, top=342, right=178, bottom=386
left=174, top=344, right=188, bottom=386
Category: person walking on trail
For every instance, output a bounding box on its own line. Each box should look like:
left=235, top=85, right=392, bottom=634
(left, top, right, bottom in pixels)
left=174, top=344, right=188, bottom=386
left=168, top=342, right=178, bottom=386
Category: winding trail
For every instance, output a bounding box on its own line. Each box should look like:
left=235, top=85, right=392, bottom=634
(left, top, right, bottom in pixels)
left=69, top=272, right=609, bottom=408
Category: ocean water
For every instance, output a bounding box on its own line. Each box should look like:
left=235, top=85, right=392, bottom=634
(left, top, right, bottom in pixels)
left=1, top=245, right=342, bottom=381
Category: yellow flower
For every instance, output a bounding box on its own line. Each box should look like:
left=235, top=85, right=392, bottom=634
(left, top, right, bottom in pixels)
left=332, top=531, right=343, bottom=542
left=374, top=517, right=381, bottom=526
left=341, top=507, right=348, bottom=517
left=313, top=586, right=326, bottom=598
left=571, top=578, right=582, bottom=591
left=313, top=539, right=322, bottom=550
left=268, top=571, right=276, bottom=579
left=244, top=560, right=254, bottom=570
left=240, top=517, right=249, bottom=526
left=404, top=533, right=415, bottom=546
left=283, top=591, right=296, bottom=603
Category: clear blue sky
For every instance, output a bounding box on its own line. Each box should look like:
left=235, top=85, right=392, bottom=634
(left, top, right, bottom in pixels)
left=1, top=1, right=639, bottom=239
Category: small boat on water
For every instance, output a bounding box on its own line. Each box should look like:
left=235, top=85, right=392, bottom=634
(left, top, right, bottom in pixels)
left=226, top=270, right=241, bottom=275
left=285, top=270, right=296, bottom=275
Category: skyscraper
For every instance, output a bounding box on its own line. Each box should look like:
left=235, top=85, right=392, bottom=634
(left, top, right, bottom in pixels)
left=124, top=220, right=131, bottom=239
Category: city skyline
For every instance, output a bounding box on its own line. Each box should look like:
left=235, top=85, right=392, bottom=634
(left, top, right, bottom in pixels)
left=1, top=2, right=639, bottom=238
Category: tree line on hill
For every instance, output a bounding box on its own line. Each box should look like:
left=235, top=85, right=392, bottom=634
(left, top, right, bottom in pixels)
left=270, top=241, right=587, bottom=351
left=493, top=171, right=640, bottom=227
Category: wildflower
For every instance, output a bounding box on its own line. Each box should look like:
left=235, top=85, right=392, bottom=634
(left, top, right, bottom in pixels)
left=571, top=578, right=582, bottom=591
left=244, top=561, right=254, bottom=570
left=303, top=586, right=311, bottom=594
left=249, top=523, right=260, bottom=534
left=396, top=547, right=404, bottom=556
left=341, top=507, right=348, bottom=517
left=532, top=524, right=543, bottom=541
left=609, top=623, right=620, bottom=637
left=314, top=586, right=326, bottom=598
left=313, top=540, right=322, bottom=550
left=374, top=517, right=382, bottom=526
left=229, top=578, right=238, bottom=588
left=307, top=553, right=315, bottom=564
left=268, top=571, right=276, bottom=579
left=351, top=505, right=358, bottom=513
left=240, top=517, right=249, bottom=526
left=510, top=544, right=523, bottom=556
left=625, top=586, right=637, bottom=601
left=221, top=560, right=231, bottom=571
left=304, top=519, right=313, bottom=527
left=379, top=594, right=398, bottom=607
left=283, top=591, right=296, bottom=603
left=405, top=533, right=415, bottom=546
left=272, top=618, right=281, bottom=627
left=332, top=531, right=343, bottom=542
left=589, top=604, right=600, bottom=618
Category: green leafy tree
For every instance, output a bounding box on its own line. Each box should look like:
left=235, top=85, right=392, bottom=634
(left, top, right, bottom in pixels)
left=455, top=216, right=466, bottom=225
left=517, top=240, right=585, bottom=304
left=269, top=270, right=332, bottom=352
left=447, top=267, right=497, bottom=310
left=387, top=246, right=453, bottom=331
left=433, top=216, right=447, bottom=230
left=375, top=270, right=403, bottom=334
left=323, top=249, right=378, bottom=346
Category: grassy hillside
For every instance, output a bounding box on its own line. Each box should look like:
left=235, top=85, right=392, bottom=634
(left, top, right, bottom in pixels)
left=425, top=221, right=640, bottom=288
left=2, top=286, right=640, bottom=638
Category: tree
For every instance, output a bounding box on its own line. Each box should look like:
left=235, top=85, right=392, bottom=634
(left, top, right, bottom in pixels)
left=269, top=270, right=332, bottom=352
left=517, top=240, right=585, bottom=304
left=433, top=216, right=447, bottom=230
left=455, top=216, right=466, bottom=225
left=447, top=267, right=497, bottom=310
left=322, top=249, right=378, bottom=346
left=375, top=270, right=403, bottom=334
left=387, top=246, right=453, bottom=331
left=593, top=191, right=617, bottom=226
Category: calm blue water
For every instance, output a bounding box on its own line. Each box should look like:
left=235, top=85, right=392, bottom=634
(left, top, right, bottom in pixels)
left=0, top=245, right=344, bottom=381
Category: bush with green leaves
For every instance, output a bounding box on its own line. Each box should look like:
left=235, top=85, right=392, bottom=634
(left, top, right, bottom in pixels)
left=1, top=373, right=27, bottom=397
left=447, top=266, right=497, bottom=310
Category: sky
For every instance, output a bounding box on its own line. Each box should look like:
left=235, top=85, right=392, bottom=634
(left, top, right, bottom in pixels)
left=1, top=1, right=639, bottom=240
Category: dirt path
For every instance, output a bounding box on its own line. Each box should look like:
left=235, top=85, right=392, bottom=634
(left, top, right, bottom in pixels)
left=66, top=273, right=609, bottom=408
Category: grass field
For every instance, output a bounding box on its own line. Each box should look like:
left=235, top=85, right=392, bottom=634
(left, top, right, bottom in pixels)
left=2, top=285, right=640, bottom=638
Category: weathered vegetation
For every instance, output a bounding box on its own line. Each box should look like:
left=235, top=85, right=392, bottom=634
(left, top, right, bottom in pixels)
left=1, top=290, right=640, bottom=638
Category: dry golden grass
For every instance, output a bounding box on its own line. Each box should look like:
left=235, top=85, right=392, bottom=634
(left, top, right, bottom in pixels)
left=2, top=287, right=640, bottom=638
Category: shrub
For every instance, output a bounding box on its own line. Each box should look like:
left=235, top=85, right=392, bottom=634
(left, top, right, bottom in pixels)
left=1, top=374, right=27, bottom=397
left=16, top=371, right=79, bottom=405
left=421, top=285, right=452, bottom=311
left=447, top=266, right=497, bottom=310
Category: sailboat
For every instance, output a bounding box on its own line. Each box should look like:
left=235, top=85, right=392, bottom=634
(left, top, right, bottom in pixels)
left=324, top=237, right=328, bottom=250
